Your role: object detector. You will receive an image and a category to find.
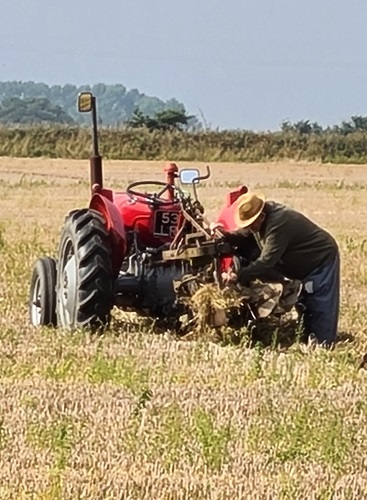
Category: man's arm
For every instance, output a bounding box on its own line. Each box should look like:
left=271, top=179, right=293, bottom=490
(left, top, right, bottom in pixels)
left=220, top=228, right=251, bottom=247
left=237, top=223, right=290, bottom=284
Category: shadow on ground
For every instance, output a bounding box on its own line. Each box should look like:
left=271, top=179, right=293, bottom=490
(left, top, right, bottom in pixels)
left=111, top=313, right=356, bottom=352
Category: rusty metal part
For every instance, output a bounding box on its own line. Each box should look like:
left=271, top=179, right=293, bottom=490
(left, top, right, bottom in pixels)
left=163, top=244, right=216, bottom=261
left=90, top=155, right=103, bottom=193
left=162, top=239, right=231, bottom=261
left=89, top=95, right=103, bottom=192
left=163, top=162, right=178, bottom=201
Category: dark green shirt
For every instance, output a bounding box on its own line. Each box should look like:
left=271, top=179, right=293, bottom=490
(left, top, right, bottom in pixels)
left=224, top=201, right=338, bottom=282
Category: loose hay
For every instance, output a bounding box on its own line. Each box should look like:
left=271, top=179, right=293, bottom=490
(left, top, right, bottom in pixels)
left=180, top=279, right=302, bottom=344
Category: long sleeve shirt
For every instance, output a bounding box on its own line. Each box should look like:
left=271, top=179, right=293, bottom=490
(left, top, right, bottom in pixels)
left=223, top=201, right=338, bottom=283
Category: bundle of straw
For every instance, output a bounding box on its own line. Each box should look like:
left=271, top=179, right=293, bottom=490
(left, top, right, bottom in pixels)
left=179, top=278, right=301, bottom=342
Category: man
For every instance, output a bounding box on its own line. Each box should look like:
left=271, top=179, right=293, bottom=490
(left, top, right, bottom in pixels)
left=218, top=191, right=340, bottom=346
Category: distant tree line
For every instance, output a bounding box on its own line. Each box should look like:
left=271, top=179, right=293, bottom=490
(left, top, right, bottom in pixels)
left=0, top=81, right=188, bottom=127
left=281, top=116, right=367, bottom=136
left=0, top=97, right=74, bottom=125
left=2, top=81, right=367, bottom=163
left=1, top=81, right=367, bottom=138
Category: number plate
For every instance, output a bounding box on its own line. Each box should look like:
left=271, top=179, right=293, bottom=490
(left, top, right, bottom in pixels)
left=154, top=211, right=179, bottom=237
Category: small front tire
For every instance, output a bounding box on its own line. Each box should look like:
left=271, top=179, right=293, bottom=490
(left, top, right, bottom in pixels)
left=29, top=256, right=57, bottom=327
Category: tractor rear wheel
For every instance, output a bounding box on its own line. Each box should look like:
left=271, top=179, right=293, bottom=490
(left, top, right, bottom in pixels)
left=56, top=209, right=113, bottom=330
left=29, top=256, right=57, bottom=327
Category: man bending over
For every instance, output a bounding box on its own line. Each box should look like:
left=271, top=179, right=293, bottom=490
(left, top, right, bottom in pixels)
left=217, top=192, right=340, bottom=346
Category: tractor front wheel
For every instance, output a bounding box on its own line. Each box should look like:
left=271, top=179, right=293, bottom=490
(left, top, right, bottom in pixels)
left=29, top=256, right=57, bottom=327
left=56, top=209, right=113, bottom=330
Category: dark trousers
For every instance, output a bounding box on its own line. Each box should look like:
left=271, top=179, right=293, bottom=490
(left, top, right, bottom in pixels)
left=299, top=254, right=340, bottom=345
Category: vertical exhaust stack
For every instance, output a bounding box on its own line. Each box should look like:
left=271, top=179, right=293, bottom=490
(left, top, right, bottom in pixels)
left=77, top=92, right=103, bottom=194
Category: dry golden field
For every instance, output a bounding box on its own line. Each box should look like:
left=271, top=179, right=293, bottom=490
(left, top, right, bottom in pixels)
left=1, top=157, right=367, bottom=499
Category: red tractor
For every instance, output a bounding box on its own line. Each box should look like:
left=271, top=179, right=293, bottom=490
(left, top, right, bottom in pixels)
left=29, top=92, right=257, bottom=331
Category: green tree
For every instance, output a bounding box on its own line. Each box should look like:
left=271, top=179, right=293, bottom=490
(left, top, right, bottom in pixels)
left=334, top=115, right=367, bottom=135
left=281, top=119, right=323, bottom=135
left=0, top=81, right=187, bottom=126
left=128, top=108, right=195, bottom=131
left=0, top=97, right=75, bottom=124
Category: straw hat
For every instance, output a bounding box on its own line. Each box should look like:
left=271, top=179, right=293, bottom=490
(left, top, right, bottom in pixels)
left=234, top=192, right=266, bottom=228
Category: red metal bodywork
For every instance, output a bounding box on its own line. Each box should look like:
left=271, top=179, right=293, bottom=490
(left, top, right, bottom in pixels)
left=90, top=159, right=248, bottom=277
left=113, top=193, right=181, bottom=246
left=89, top=190, right=126, bottom=274
left=89, top=163, right=181, bottom=274
left=215, top=185, right=248, bottom=231
left=215, top=185, right=249, bottom=273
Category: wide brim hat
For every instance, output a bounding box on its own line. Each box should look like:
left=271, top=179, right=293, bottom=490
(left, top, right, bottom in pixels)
left=234, top=192, right=266, bottom=228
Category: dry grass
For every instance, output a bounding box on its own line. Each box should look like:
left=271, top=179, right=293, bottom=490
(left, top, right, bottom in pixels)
left=1, top=157, right=367, bottom=499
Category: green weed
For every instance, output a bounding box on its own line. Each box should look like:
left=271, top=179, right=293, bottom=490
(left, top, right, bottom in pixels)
left=86, top=351, right=149, bottom=392
left=192, top=407, right=232, bottom=471
left=27, top=418, right=76, bottom=499
left=247, top=398, right=358, bottom=470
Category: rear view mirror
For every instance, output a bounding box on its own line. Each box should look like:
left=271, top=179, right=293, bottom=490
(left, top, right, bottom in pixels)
left=78, top=92, right=93, bottom=113
left=179, top=169, right=199, bottom=184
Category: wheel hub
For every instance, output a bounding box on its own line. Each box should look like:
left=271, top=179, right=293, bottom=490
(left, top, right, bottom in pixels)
left=30, top=276, right=42, bottom=326
left=58, top=254, right=77, bottom=327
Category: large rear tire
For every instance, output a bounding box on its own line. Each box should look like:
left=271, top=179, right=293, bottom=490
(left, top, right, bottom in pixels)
left=29, top=256, right=57, bottom=327
left=56, top=209, right=113, bottom=330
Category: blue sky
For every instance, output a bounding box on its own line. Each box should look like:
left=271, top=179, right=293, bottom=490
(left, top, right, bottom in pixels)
left=1, top=0, right=367, bottom=130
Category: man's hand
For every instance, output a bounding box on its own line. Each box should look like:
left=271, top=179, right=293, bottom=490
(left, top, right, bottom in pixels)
left=209, top=222, right=225, bottom=236
left=221, top=270, right=238, bottom=285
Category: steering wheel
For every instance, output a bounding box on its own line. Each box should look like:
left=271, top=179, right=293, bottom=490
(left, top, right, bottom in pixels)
left=126, top=180, right=177, bottom=206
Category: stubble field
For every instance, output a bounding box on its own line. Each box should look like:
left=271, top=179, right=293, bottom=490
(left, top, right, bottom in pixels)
left=1, top=157, right=367, bottom=499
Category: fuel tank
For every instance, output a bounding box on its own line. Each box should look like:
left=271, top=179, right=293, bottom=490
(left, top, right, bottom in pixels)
left=215, top=185, right=261, bottom=273
left=113, top=192, right=181, bottom=248
left=215, top=185, right=248, bottom=231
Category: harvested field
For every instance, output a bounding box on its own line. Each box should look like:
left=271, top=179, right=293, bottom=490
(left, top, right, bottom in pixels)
left=1, top=157, right=367, bottom=499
